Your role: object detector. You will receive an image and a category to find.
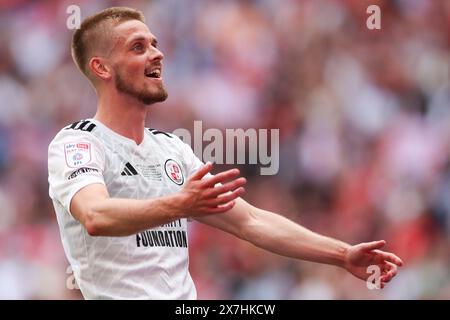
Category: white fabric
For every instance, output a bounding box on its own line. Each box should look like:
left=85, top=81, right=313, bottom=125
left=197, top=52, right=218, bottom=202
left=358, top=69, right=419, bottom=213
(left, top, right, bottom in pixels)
left=48, top=118, right=203, bottom=299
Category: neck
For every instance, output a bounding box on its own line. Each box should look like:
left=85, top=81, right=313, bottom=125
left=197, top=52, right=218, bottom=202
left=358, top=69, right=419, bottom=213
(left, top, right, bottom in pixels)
left=94, top=89, right=148, bottom=145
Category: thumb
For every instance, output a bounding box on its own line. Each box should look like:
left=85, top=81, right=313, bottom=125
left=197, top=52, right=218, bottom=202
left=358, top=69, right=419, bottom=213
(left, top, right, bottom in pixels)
left=360, top=240, right=386, bottom=252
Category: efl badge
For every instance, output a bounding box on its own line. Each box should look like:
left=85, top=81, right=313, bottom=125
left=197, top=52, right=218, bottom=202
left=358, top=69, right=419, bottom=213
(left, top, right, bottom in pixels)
left=64, top=142, right=92, bottom=168
left=164, top=159, right=184, bottom=185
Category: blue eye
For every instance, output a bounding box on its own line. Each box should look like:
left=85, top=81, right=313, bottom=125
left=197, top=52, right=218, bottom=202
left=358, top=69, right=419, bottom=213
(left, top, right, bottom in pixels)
left=133, top=43, right=144, bottom=51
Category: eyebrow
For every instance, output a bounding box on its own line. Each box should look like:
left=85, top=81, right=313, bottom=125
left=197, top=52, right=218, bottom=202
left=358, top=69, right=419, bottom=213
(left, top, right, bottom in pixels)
left=126, top=35, right=158, bottom=47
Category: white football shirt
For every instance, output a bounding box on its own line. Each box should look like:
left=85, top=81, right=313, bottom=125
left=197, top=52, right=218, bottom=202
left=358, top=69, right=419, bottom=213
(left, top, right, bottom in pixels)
left=48, top=118, right=203, bottom=299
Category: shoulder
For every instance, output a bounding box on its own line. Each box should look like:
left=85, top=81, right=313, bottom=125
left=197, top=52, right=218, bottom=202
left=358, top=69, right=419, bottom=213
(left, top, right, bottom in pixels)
left=48, top=120, right=106, bottom=170
left=145, top=127, right=192, bottom=154
left=146, top=127, right=185, bottom=147
left=146, top=127, right=174, bottom=139
left=63, top=119, right=97, bottom=133
left=49, top=119, right=103, bottom=152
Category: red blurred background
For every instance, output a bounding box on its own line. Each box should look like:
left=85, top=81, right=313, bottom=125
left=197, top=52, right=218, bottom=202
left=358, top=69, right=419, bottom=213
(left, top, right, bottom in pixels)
left=0, top=0, right=449, bottom=299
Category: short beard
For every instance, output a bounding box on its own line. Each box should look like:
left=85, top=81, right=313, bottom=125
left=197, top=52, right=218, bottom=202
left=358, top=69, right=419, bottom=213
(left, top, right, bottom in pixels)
left=115, top=72, right=168, bottom=105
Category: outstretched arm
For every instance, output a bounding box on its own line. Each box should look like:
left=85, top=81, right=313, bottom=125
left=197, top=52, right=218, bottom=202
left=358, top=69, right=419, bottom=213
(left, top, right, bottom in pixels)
left=195, top=193, right=403, bottom=288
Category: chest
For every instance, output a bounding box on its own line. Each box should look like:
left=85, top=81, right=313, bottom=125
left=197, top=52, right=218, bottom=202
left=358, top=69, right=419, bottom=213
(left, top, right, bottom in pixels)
left=101, top=141, right=186, bottom=199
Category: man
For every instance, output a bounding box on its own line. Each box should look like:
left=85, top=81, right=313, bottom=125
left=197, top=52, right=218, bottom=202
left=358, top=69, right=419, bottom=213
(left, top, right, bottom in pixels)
left=48, top=7, right=403, bottom=299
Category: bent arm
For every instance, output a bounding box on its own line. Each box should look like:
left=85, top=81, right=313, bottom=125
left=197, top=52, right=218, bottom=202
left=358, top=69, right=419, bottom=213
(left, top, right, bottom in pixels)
left=70, top=163, right=246, bottom=237
left=195, top=197, right=350, bottom=268
left=70, top=183, right=185, bottom=237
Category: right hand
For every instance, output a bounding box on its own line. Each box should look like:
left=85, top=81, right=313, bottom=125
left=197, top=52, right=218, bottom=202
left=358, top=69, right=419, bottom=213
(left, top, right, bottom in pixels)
left=178, top=162, right=246, bottom=217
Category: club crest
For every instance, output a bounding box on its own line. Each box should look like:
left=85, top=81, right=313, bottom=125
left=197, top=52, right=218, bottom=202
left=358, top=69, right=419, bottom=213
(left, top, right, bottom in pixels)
left=164, top=159, right=184, bottom=185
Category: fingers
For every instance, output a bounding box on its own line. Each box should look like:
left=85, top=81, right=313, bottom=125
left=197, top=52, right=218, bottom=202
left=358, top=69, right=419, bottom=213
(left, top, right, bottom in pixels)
left=360, top=240, right=386, bottom=252
left=183, top=165, right=246, bottom=217
left=189, top=162, right=213, bottom=181
left=380, top=261, right=398, bottom=284
left=373, top=249, right=404, bottom=267
left=199, top=200, right=237, bottom=214
left=203, top=177, right=247, bottom=199
left=202, top=168, right=241, bottom=187
left=202, top=187, right=245, bottom=207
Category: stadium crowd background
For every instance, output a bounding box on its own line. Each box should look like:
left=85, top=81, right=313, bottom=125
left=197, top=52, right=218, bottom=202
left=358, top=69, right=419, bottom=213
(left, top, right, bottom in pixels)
left=0, top=0, right=449, bottom=299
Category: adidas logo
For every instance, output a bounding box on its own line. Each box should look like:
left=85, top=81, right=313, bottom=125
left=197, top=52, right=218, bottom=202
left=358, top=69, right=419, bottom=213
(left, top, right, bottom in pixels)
left=121, top=162, right=138, bottom=176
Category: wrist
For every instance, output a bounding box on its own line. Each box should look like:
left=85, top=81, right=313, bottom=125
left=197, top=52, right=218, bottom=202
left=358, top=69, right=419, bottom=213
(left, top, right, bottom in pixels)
left=335, top=242, right=351, bottom=269
left=166, top=193, right=189, bottom=219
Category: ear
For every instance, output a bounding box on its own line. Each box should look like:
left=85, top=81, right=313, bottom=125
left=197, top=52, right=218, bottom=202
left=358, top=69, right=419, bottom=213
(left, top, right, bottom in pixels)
left=89, top=57, right=112, bottom=81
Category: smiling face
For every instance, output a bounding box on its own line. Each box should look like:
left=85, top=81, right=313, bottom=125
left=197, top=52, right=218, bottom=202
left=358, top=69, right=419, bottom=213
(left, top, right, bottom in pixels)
left=108, top=20, right=168, bottom=105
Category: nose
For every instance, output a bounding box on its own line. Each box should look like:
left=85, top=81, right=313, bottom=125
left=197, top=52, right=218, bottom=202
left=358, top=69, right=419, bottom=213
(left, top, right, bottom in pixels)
left=149, top=45, right=164, bottom=62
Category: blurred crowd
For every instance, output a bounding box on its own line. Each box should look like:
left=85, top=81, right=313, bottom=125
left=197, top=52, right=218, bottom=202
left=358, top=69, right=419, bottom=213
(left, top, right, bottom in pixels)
left=0, top=0, right=449, bottom=299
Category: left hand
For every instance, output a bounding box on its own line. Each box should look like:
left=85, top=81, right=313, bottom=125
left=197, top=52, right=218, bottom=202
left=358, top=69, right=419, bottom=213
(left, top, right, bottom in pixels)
left=344, top=240, right=403, bottom=289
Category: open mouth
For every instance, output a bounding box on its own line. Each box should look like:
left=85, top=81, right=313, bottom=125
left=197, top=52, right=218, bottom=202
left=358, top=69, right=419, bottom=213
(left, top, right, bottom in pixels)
left=145, top=67, right=162, bottom=79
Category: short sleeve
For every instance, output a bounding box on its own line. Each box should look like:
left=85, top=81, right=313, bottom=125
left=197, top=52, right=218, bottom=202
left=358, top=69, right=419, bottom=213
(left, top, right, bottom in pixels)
left=48, top=129, right=106, bottom=215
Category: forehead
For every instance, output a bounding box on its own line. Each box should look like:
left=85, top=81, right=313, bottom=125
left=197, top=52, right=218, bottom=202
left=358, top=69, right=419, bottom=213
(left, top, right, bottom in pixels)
left=112, top=20, right=155, bottom=45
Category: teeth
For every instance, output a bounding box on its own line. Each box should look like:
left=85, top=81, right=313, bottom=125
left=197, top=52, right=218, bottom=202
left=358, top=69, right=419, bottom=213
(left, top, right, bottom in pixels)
left=145, top=69, right=161, bottom=78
